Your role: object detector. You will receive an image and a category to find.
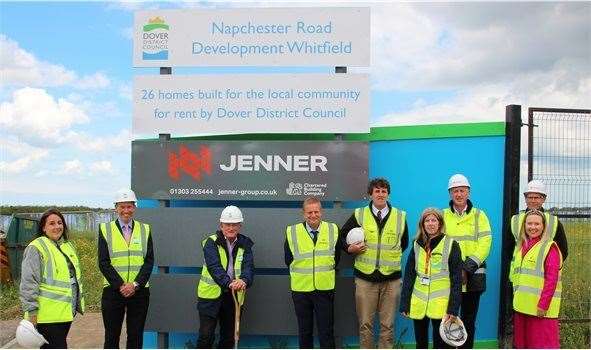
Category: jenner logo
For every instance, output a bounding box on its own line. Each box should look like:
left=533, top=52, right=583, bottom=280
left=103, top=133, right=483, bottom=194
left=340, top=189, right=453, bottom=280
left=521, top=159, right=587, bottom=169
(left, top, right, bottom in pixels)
left=168, top=145, right=212, bottom=181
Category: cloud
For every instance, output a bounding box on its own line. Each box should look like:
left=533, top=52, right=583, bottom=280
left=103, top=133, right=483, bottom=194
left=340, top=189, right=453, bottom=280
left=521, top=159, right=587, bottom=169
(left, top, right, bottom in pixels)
left=118, top=81, right=132, bottom=101
left=370, top=2, right=591, bottom=91
left=60, top=159, right=84, bottom=175
left=372, top=2, right=590, bottom=125
left=73, top=72, right=111, bottom=90
left=0, top=87, right=90, bottom=146
left=0, top=35, right=111, bottom=90
left=106, top=0, right=163, bottom=12
left=0, top=138, right=49, bottom=174
left=68, top=129, right=131, bottom=153
left=90, top=160, right=115, bottom=175
left=376, top=65, right=591, bottom=126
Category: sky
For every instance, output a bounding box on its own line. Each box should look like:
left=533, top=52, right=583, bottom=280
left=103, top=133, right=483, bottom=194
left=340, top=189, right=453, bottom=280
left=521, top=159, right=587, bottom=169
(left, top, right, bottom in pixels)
left=1, top=1, right=590, bottom=208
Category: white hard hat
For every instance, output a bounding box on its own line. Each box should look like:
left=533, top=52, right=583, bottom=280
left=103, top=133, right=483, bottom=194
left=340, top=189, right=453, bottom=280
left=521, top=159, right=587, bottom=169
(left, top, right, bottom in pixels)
left=346, top=227, right=365, bottom=245
left=448, top=174, right=470, bottom=190
left=114, top=189, right=137, bottom=204
left=16, top=319, right=48, bottom=348
left=439, top=316, right=467, bottom=347
left=524, top=180, right=547, bottom=196
left=220, top=206, right=243, bottom=223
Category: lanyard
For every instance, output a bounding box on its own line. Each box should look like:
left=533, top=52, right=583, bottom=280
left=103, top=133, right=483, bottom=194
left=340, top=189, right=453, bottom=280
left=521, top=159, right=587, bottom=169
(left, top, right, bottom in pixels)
left=424, top=243, right=431, bottom=275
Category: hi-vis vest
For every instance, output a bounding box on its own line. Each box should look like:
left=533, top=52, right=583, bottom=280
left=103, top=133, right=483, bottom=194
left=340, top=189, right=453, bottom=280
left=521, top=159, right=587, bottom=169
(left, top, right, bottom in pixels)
left=409, top=235, right=454, bottom=320
left=197, top=234, right=245, bottom=305
left=510, top=211, right=558, bottom=241
left=510, top=239, right=562, bottom=318
left=28, top=237, right=85, bottom=323
left=100, top=220, right=150, bottom=287
left=443, top=208, right=491, bottom=292
left=286, top=221, right=338, bottom=292
left=354, top=206, right=406, bottom=275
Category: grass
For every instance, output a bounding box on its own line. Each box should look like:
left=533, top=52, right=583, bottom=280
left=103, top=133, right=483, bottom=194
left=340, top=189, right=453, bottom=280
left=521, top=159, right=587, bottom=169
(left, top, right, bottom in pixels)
left=559, top=220, right=591, bottom=348
left=0, top=230, right=102, bottom=320
left=0, top=282, right=21, bottom=319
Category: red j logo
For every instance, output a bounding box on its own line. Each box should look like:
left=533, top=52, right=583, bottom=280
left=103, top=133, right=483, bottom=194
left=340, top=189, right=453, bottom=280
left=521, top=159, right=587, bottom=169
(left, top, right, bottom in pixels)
left=168, top=145, right=212, bottom=181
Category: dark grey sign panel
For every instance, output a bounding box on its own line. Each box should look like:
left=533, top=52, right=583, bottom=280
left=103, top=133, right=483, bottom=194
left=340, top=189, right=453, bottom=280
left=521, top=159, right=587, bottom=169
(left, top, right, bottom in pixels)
left=145, top=274, right=357, bottom=335
left=135, top=207, right=356, bottom=268
left=132, top=140, right=368, bottom=201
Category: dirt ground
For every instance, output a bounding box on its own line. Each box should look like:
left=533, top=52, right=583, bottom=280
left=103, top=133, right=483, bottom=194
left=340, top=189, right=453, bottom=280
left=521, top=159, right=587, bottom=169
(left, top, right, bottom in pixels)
left=0, top=312, right=125, bottom=349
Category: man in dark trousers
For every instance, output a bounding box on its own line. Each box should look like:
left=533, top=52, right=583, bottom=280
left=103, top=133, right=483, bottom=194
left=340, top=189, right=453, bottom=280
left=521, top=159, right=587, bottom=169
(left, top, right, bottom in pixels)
left=340, top=178, right=408, bottom=349
left=98, top=189, right=154, bottom=349
left=442, top=174, right=492, bottom=348
left=285, top=197, right=341, bottom=348
left=197, top=205, right=255, bottom=348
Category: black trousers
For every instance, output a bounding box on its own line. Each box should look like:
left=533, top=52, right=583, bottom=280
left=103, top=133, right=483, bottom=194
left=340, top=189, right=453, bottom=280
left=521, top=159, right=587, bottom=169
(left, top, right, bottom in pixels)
left=197, top=291, right=238, bottom=349
left=292, top=290, right=335, bottom=349
left=37, top=321, right=72, bottom=349
left=101, top=286, right=150, bottom=349
left=413, top=317, right=451, bottom=349
left=459, top=291, right=482, bottom=349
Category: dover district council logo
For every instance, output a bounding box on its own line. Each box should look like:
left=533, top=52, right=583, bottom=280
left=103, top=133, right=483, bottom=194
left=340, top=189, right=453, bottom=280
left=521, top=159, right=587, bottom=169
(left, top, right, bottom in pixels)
left=142, top=16, right=169, bottom=60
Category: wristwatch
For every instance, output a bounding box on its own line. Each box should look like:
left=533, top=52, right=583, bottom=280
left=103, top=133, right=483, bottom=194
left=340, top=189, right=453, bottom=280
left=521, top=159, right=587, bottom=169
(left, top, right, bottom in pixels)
left=133, top=282, right=139, bottom=290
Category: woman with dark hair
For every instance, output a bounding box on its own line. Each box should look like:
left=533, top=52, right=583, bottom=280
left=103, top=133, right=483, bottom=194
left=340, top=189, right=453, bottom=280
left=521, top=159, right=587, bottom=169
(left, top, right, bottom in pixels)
left=19, top=209, right=85, bottom=348
left=400, top=207, right=463, bottom=348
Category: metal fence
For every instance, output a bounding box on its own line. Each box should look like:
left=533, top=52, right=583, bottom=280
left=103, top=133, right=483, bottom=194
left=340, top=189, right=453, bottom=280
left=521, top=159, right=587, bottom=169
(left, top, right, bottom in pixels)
left=0, top=210, right=117, bottom=233
left=527, top=107, right=591, bottom=346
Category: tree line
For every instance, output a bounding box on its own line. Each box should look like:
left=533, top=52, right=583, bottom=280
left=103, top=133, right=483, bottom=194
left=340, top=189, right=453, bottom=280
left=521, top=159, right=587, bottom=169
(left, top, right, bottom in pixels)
left=0, top=206, right=110, bottom=215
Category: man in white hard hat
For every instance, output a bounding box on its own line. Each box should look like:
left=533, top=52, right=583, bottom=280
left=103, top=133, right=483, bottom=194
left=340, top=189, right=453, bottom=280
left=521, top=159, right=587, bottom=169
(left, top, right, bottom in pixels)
left=197, top=205, right=254, bottom=348
left=340, top=178, right=409, bottom=349
left=510, top=180, right=568, bottom=259
left=442, top=174, right=492, bottom=349
left=98, top=189, right=154, bottom=348
left=284, top=197, right=341, bottom=348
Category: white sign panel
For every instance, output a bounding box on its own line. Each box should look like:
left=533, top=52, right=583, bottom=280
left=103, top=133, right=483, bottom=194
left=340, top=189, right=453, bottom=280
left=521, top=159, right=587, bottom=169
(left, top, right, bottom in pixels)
left=133, top=74, right=370, bottom=136
left=133, top=7, right=369, bottom=67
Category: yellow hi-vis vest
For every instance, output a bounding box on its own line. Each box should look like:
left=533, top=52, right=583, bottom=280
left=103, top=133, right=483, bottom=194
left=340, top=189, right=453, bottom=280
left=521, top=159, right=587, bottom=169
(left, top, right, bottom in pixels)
left=409, top=235, right=454, bottom=320
left=100, top=220, right=151, bottom=287
left=197, top=234, right=245, bottom=305
left=510, top=239, right=562, bottom=318
left=28, top=237, right=85, bottom=323
left=443, top=208, right=491, bottom=292
left=353, top=206, right=406, bottom=275
left=510, top=211, right=558, bottom=241
left=286, top=221, right=338, bottom=292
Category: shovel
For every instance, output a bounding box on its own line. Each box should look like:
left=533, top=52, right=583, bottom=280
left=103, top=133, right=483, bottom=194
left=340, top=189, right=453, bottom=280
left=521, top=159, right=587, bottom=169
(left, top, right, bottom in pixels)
left=231, top=289, right=244, bottom=349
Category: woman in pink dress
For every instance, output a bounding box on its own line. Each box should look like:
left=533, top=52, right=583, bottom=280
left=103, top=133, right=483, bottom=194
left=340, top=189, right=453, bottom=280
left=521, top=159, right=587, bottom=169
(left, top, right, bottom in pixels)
left=511, top=209, right=562, bottom=348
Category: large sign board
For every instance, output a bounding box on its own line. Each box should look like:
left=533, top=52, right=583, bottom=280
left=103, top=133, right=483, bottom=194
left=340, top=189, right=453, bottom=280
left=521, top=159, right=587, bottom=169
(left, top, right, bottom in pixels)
left=131, top=140, right=368, bottom=201
left=133, top=7, right=369, bottom=67
left=133, top=74, right=370, bottom=136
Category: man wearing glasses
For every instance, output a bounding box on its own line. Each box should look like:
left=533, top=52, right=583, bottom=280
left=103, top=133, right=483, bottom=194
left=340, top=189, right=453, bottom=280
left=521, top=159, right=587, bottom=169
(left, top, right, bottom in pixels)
left=510, top=180, right=568, bottom=260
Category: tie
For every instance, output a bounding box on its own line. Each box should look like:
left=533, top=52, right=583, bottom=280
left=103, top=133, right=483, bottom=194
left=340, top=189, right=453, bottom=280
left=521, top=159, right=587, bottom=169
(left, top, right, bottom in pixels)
left=123, top=225, right=131, bottom=244
left=311, top=230, right=318, bottom=243
left=376, top=210, right=382, bottom=222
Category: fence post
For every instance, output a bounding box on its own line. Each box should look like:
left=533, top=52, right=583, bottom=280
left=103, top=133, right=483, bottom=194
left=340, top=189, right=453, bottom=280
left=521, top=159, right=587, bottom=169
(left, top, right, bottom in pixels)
left=156, top=63, right=171, bottom=347
left=498, top=104, right=522, bottom=347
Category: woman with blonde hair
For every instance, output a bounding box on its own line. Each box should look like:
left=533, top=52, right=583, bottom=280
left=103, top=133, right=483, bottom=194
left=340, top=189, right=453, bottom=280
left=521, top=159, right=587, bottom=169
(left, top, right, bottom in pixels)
left=400, top=208, right=463, bottom=348
left=511, top=209, right=562, bottom=348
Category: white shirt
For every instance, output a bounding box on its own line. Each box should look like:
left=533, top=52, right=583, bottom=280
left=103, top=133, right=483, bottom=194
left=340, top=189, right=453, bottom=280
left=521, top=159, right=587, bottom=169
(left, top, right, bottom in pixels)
left=305, top=222, right=321, bottom=241
left=372, top=204, right=389, bottom=219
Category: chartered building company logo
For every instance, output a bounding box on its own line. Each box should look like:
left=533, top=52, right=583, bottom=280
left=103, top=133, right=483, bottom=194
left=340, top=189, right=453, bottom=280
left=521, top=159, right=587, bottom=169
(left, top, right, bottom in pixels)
left=286, top=182, right=327, bottom=197
left=168, top=145, right=212, bottom=181
left=142, top=16, right=169, bottom=60
left=286, top=182, right=303, bottom=196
